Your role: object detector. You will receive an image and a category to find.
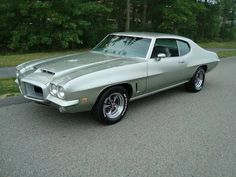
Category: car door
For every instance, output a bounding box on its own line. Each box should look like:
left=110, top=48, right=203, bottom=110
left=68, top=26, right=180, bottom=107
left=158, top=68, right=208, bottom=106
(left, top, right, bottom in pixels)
left=147, top=38, right=189, bottom=92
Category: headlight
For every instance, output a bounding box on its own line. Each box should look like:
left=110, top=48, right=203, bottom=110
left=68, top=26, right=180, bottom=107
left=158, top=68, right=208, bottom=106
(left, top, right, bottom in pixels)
left=49, top=84, right=65, bottom=99
left=50, top=84, right=58, bottom=96
left=57, top=86, right=65, bottom=99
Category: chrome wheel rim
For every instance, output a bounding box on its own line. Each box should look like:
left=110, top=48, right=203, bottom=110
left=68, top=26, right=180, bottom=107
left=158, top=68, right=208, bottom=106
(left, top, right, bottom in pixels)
left=103, top=93, right=125, bottom=119
left=195, top=70, right=204, bottom=90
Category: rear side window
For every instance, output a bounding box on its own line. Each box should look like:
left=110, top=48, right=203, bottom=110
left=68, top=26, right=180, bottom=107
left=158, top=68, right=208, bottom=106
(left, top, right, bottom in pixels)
left=177, top=40, right=190, bottom=56
left=151, top=39, right=179, bottom=58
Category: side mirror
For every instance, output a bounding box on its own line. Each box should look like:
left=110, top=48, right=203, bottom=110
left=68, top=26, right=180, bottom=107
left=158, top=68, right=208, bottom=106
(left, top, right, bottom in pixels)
left=156, top=53, right=166, bottom=61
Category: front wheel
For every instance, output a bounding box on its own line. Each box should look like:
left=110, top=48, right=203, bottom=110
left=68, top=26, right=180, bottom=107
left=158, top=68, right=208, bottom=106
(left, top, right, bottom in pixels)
left=186, top=67, right=205, bottom=92
left=93, top=86, right=129, bottom=125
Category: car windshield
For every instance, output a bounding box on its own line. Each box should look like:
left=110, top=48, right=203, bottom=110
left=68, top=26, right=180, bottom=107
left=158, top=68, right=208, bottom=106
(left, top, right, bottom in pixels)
left=93, top=35, right=151, bottom=58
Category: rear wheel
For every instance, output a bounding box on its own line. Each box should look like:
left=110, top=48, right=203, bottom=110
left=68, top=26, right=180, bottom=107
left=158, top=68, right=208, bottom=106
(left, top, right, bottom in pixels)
left=186, top=67, right=205, bottom=92
left=93, top=86, right=129, bottom=125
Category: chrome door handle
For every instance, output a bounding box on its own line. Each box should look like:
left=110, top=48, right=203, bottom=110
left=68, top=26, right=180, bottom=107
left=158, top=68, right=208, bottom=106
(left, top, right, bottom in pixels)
left=178, top=61, right=185, bottom=64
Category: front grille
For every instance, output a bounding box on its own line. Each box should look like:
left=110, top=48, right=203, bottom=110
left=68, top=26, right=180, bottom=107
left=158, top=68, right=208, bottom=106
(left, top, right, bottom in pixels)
left=24, top=82, right=44, bottom=100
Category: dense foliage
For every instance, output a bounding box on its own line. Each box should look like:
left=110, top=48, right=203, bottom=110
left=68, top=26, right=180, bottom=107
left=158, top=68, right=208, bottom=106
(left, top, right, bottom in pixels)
left=0, top=0, right=235, bottom=52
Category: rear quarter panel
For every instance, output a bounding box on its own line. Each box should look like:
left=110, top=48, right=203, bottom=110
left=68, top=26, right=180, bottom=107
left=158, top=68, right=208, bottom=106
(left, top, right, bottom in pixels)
left=184, top=40, right=220, bottom=78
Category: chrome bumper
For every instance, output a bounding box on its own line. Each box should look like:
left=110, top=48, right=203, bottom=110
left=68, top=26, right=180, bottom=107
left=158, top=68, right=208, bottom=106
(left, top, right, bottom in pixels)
left=46, top=95, right=79, bottom=107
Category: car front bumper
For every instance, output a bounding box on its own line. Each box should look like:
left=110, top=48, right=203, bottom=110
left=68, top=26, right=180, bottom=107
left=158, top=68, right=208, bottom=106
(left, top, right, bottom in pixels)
left=15, top=76, right=89, bottom=113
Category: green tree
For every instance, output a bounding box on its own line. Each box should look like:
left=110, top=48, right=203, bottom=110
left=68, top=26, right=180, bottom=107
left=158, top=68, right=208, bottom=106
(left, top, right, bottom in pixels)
left=0, top=0, right=235, bottom=52
left=0, top=0, right=114, bottom=51
left=195, top=0, right=221, bottom=41
left=220, top=0, right=236, bottom=39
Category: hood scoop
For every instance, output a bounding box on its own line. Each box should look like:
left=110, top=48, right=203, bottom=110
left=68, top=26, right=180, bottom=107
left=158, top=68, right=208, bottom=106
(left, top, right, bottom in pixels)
left=41, top=69, right=55, bottom=75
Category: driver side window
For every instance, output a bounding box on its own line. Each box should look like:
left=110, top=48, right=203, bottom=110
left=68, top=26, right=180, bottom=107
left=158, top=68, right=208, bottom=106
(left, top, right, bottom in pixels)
left=151, top=39, right=179, bottom=58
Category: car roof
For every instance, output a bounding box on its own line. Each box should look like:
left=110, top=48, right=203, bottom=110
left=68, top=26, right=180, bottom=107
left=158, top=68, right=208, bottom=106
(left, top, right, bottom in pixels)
left=111, top=32, right=190, bottom=41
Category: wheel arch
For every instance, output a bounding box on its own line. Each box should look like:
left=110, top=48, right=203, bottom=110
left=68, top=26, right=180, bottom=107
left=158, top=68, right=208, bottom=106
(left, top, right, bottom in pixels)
left=92, top=83, right=133, bottom=112
left=99, top=83, right=133, bottom=99
left=93, top=83, right=133, bottom=107
left=201, top=65, right=208, bottom=72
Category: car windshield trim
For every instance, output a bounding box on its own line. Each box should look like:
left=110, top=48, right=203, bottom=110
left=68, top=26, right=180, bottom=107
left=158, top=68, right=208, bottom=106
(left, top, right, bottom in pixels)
left=92, top=35, right=152, bottom=59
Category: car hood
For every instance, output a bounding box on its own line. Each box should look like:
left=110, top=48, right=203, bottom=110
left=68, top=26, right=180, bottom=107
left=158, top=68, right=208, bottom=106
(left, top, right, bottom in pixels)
left=34, top=52, right=121, bottom=73
left=32, top=51, right=145, bottom=83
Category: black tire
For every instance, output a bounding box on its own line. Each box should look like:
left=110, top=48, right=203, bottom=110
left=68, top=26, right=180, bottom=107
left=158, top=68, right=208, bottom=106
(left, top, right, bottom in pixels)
left=92, top=86, right=129, bottom=125
left=186, top=67, right=205, bottom=92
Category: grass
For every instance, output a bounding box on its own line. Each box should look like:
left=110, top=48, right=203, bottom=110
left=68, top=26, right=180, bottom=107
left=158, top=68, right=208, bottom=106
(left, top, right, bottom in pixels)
left=0, top=49, right=88, bottom=67
left=199, top=40, right=236, bottom=49
left=0, top=78, right=19, bottom=99
left=217, top=50, right=236, bottom=58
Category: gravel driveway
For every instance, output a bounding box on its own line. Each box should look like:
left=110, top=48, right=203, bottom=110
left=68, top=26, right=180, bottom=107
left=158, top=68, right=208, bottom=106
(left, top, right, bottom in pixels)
left=0, top=57, right=236, bottom=177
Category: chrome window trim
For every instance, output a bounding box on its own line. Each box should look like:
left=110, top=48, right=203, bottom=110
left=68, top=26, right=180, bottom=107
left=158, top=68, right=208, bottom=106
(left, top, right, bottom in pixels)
left=149, top=38, right=180, bottom=59
left=176, top=39, right=191, bottom=57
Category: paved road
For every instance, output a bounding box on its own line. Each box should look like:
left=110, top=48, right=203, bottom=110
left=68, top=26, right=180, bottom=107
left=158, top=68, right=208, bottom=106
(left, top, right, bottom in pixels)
left=0, top=66, right=16, bottom=78
left=1, top=58, right=236, bottom=177
left=0, top=95, right=30, bottom=107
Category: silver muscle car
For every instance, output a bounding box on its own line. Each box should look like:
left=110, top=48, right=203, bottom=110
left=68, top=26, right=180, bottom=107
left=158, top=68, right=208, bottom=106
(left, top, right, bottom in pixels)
left=16, top=32, right=220, bottom=124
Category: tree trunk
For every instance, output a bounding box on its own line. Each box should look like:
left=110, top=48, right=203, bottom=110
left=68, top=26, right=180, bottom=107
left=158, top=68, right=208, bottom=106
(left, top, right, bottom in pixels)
left=230, top=2, right=235, bottom=31
left=125, top=0, right=131, bottom=31
left=142, top=0, right=147, bottom=29
left=133, top=0, right=136, bottom=26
